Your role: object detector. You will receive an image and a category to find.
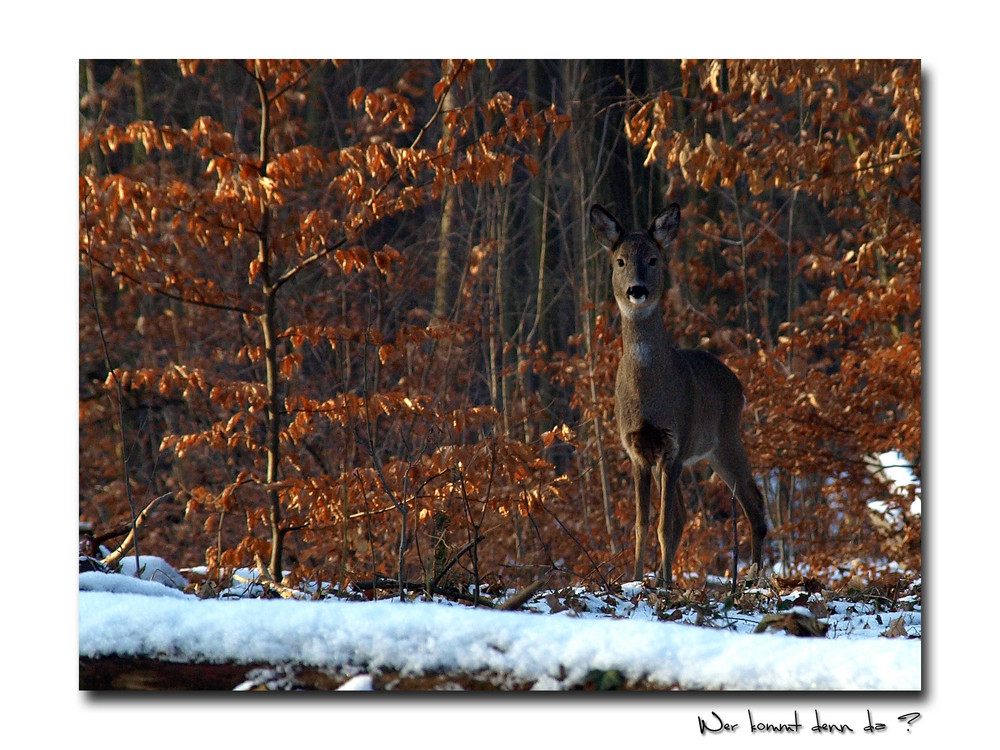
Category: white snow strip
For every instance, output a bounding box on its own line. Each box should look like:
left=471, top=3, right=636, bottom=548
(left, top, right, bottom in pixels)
left=79, top=571, right=188, bottom=598
left=79, top=592, right=919, bottom=690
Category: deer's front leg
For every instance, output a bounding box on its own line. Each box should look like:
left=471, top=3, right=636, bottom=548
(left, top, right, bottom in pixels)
left=632, top=462, right=652, bottom=582
left=655, top=457, right=684, bottom=588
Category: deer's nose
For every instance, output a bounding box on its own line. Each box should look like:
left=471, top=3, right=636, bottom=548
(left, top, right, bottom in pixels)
left=626, top=285, right=649, bottom=303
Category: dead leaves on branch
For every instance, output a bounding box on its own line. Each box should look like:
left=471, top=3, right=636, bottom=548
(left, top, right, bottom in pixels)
left=81, top=59, right=920, bottom=593
left=628, top=60, right=920, bottom=200
left=84, top=60, right=572, bottom=310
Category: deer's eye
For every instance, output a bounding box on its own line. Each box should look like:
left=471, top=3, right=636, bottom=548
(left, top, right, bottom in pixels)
left=616, top=258, right=625, bottom=268
left=648, top=256, right=657, bottom=266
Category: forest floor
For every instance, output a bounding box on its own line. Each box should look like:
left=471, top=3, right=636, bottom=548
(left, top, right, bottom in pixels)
left=79, top=557, right=920, bottom=691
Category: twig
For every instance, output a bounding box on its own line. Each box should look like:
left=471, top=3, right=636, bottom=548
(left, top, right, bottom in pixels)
left=101, top=493, right=173, bottom=567
left=730, top=486, right=739, bottom=596
left=273, top=237, right=347, bottom=294
left=430, top=534, right=487, bottom=590
left=83, top=251, right=260, bottom=316
left=84, top=213, right=143, bottom=574
left=535, top=494, right=611, bottom=590
left=408, top=60, right=468, bottom=151
left=497, top=576, right=550, bottom=611
left=229, top=553, right=310, bottom=600
left=360, top=325, right=408, bottom=601
left=351, top=577, right=494, bottom=607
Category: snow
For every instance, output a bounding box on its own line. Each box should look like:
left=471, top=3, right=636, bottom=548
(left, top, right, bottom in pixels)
left=79, top=571, right=919, bottom=691
left=79, top=570, right=187, bottom=598
left=333, top=673, right=374, bottom=690
left=116, top=554, right=189, bottom=589
left=868, top=450, right=921, bottom=516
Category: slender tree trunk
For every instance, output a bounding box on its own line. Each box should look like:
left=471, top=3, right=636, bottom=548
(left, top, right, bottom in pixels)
left=496, top=191, right=513, bottom=436
left=432, top=185, right=457, bottom=322
left=520, top=60, right=552, bottom=446
left=261, top=290, right=284, bottom=580
left=565, top=60, right=618, bottom=555
left=82, top=61, right=105, bottom=173
left=131, top=60, right=149, bottom=166
left=252, top=64, right=285, bottom=582
left=432, top=66, right=459, bottom=323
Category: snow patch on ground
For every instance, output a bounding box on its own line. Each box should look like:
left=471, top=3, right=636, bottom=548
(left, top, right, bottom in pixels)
left=116, top=555, right=189, bottom=589
left=79, top=576, right=920, bottom=690
left=79, top=570, right=187, bottom=598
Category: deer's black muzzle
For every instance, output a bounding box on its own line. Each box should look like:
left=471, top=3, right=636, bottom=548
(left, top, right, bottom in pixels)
left=626, top=285, right=649, bottom=303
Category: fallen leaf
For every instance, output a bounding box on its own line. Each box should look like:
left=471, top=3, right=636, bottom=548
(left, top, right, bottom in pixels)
left=755, top=610, right=829, bottom=637
left=880, top=616, right=909, bottom=638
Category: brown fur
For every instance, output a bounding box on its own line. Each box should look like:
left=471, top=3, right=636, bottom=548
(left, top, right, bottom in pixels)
left=591, top=203, right=767, bottom=586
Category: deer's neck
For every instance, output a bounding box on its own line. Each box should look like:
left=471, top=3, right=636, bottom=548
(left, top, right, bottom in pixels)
left=620, top=306, right=671, bottom=367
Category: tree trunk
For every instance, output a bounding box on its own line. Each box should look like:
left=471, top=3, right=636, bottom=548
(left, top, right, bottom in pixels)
left=253, top=64, right=284, bottom=582
left=432, top=66, right=459, bottom=323
left=565, top=59, right=619, bottom=555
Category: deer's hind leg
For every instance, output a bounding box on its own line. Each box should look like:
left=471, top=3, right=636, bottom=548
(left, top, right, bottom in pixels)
left=709, top=434, right=767, bottom=574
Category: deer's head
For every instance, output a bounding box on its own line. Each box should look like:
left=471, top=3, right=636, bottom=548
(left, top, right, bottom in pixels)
left=590, top=203, right=680, bottom=320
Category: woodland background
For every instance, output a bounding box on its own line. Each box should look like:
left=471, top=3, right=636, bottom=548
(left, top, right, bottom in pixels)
left=78, top=59, right=921, bottom=598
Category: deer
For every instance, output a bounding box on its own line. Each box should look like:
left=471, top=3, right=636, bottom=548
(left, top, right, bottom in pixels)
left=590, top=202, right=767, bottom=588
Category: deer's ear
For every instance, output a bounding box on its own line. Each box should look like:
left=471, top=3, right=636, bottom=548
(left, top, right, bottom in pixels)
left=650, top=203, right=681, bottom=248
left=590, top=205, right=623, bottom=250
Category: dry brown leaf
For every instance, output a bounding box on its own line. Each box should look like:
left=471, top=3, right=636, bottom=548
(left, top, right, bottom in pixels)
left=754, top=611, right=829, bottom=638
left=880, top=616, right=909, bottom=638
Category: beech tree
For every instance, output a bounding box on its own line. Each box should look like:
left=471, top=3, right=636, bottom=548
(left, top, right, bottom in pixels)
left=80, top=59, right=920, bottom=595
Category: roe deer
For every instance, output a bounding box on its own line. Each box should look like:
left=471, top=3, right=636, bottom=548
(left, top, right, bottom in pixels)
left=590, top=203, right=767, bottom=587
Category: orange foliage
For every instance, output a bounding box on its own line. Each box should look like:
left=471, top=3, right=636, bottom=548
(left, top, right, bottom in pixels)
left=80, top=59, right=920, bottom=595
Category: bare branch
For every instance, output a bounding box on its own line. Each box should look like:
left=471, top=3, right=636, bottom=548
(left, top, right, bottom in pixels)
left=83, top=249, right=260, bottom=316
left=101, top=493, right=173, bottom=568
